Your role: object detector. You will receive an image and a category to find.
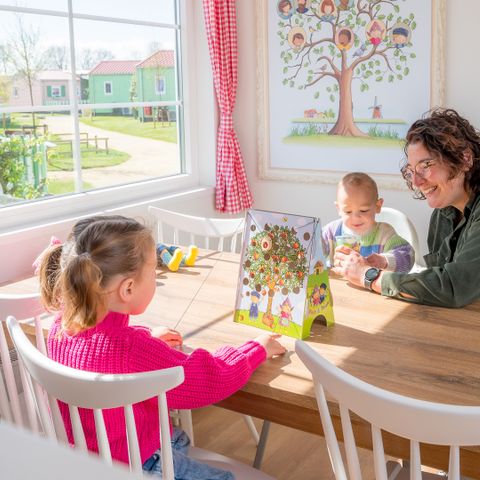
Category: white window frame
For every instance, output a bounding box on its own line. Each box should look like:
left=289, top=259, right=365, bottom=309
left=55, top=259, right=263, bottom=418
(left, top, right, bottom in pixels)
left=12, top=86, right=18, bottom=98
left=0, top=0, right=215, bottom=234
left=155, top=75, right=166, bottom=95
left=104, top=81, right=112, bottom=95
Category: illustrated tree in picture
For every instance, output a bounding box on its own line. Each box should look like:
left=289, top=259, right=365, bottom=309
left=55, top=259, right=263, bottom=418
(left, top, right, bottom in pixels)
left=278, top=0, right=418, bottom=136
left=242, top=224, right=309, bottom=328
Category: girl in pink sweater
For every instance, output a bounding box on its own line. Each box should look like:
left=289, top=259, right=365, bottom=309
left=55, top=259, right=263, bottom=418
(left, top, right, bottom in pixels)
left=39, top=215, right=285, bottom=479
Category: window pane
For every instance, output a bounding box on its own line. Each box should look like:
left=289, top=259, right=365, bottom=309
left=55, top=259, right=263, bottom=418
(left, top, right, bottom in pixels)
left=0, top=1, right=67, bottom=12
left=0, top=12, right=71, bottom=108
left=0, top=1, right=185, bottom=209
left=75, top=106, right=181, bottom=190
left=72, top=0, right=176, bottom=25
left=0, top=111, right=76, bottom=206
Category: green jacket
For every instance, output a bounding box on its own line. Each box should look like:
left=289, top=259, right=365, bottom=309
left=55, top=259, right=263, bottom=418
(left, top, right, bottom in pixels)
left=381, top=193, right=480, bottom=307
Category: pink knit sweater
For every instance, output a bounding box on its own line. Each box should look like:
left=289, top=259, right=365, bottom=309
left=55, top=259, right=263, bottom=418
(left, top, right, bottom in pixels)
left=47, top=311, right=266, bottom=465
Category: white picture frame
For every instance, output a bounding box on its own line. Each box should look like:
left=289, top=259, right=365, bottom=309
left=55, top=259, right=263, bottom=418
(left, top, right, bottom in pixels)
left=257, top=0, right=446, bottom=189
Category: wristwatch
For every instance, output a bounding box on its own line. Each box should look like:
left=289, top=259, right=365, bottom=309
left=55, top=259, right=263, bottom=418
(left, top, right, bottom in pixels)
left=364, top=267, right=381, bottom=291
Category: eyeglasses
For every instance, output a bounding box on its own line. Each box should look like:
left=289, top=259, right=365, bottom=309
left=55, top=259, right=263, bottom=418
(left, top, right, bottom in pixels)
left=401, top=158, right=437, bottom=183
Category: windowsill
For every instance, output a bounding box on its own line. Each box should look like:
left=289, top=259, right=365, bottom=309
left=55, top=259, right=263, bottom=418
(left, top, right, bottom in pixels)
left=0, top=183, right=217, bottom=284
left=0, top=174, right=199, bottom=235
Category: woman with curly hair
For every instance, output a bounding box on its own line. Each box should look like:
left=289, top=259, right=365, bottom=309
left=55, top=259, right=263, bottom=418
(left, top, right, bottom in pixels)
left=332, top=108, right=480, bottom=307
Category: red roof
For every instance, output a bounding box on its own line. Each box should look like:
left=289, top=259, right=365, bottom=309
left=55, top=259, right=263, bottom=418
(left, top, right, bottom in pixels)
left=137, top=50, right=175, bottom=69
left=89, top=60, right=139, bottom=75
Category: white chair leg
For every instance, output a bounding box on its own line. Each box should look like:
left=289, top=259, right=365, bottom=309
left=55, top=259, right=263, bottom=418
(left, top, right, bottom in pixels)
left=242, top=414, right=260, bottom=445
left=179, top=409, right=195, bottom=446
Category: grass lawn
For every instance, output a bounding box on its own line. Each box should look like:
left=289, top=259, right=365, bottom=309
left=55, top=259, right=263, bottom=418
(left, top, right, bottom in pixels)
left=80, top=115, right=177, bottom=143
left=283, top=133, right=404, bottom=148
left=1, top=113, right=48, bottom=133
left=47, top=179, right=94, bottom=195
left=47, top=137, right=129, bottom=171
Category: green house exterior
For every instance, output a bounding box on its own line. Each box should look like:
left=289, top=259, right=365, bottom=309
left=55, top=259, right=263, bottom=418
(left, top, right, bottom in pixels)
left=135, top=50, right=176, bottom=122
left=87, top=51, right=176, bottom=120
left=88, top=60, right=139, bottom=114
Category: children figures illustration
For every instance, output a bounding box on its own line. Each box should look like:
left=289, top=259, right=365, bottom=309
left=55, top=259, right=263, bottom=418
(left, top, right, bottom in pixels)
left=391, top=25, right=410, bottom=48
left=278, top=297, right=293, bottom=327
left=296, top=0, right=309, bottom=14
left=249, top=291, right=261, bottom=319
left=336, top=28, right=353, bottom=50
left=366, top=20, right=385, bottom=46
left=156, top=243, right=198, bottom=272
left=277, top=0, right=293, bottom=19
left=38, top=215, right=285, bottom=479
left=310, top=283, right=327, bottom=306
left=319, top=0, right=336, bottom=21
left=292, top=32, right=305, bottom=49
left=322, top=172, right=415, bottom=273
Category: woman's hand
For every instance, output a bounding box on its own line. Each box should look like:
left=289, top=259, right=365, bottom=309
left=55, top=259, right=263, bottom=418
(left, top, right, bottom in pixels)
left=254, top=333, right=286, bottom=359
left=366, top=253, right=388, bottom=269
left=152, top=326, right=183, bottom=347
left=332, top=246, right=370, bottom=287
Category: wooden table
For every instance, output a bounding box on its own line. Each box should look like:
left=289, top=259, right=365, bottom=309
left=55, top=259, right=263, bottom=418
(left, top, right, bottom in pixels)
left=4, top=250, right=480, bottom=476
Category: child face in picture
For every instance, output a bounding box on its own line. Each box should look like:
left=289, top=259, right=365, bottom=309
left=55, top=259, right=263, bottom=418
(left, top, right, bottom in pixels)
left=281, top=2, right=292, bottom=14
left=339, top=32, right=349, bottom=46
left=393, top=33, right=407, bottom=45
left=336, top=183, right=383, bottom=235
left=293, top=34, right=304, bottom=47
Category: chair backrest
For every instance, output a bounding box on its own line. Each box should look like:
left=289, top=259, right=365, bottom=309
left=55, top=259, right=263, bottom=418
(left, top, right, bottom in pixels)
left=376, top=207, right=424, bottom=267
left=0, top=293, right=46, bottom=431
left=296, top=340, right=480, bottom=480
left=7, top=315, right=184, bottom=479
left=148, top=206, right=245, bottom=253
left=0, top=422, right=138, bottom=480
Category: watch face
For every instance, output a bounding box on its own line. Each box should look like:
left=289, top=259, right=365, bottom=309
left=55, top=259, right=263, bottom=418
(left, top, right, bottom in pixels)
left=365, top=267, right=380, bottom=281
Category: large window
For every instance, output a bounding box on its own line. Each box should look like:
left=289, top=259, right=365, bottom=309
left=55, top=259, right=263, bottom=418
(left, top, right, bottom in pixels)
left=0, top=0, right=186, bottom=210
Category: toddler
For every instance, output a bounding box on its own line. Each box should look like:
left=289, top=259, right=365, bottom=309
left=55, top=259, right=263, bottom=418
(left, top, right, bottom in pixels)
left=322, top=172, right=415, bottom=272
left=39, top=215, right=285, bottom=479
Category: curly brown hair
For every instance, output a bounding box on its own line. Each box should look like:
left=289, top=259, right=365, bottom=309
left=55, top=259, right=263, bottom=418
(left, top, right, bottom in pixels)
left=401, top=108, right=480, bottom=199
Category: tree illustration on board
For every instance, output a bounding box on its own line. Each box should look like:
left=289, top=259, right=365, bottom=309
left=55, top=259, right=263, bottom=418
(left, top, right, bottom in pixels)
left=242, top=223, right=309, bottom=328
left=278, top=0, right=417, bottom=136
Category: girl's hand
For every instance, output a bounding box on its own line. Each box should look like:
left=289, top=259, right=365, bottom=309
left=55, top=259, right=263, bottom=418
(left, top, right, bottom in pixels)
left=332, top=246, right=370, bottom=287
left=152, top=326, right=183, bottom=347
left=254, top=333, right=286, bottom=359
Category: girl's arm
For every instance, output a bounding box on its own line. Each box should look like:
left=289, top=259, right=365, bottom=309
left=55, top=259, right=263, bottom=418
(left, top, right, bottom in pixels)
left=129, top=330, right=267, bottom=409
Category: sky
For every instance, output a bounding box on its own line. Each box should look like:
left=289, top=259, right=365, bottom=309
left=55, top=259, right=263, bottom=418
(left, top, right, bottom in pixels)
left=0, top=1, right=177, bottom=63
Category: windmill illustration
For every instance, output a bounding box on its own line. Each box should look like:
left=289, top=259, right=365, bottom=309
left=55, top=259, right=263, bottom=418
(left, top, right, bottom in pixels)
left=369, top=96, right=383, bottom=119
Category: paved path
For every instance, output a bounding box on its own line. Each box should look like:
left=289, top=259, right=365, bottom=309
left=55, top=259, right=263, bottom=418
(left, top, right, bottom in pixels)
left=43, top=115, right=180, bottom=189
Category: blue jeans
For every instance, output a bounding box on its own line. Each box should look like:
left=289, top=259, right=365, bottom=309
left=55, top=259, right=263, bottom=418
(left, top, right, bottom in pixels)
left=142, top=428, right=235, bottom=479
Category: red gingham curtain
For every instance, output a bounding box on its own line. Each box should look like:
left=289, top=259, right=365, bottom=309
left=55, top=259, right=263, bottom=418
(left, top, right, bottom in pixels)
left=203, top=0, right=253, bottom=213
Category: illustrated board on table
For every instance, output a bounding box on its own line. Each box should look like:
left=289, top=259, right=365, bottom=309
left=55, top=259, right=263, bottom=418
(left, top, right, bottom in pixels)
left=234, top=209, right=334, bottom=339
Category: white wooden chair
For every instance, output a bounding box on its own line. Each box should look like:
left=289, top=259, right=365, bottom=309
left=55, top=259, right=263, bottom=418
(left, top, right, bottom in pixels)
left=0, top=421, right=138, bottom=480
left=7, top=315, right=275, bottom=480
left=148, top=206, right=245, bottom=253
left=148, top=206, right=263, bottom=451
left=296, top=340, right=480, bottom=480
left=376, top=207, right=425, bottom=270
left=0, top=293, right=46, bottom=432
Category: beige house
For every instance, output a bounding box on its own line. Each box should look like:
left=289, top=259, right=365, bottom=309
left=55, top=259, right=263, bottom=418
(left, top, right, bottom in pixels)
left=8, top=70, right=86, bottom=108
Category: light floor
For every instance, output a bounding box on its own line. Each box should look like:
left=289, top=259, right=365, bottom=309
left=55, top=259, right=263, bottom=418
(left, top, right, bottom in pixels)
left=192, top=406, right=375, bottom=480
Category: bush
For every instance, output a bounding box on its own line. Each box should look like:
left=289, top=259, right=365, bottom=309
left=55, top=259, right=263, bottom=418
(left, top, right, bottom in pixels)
left=0, top=135, right=48, bottom=199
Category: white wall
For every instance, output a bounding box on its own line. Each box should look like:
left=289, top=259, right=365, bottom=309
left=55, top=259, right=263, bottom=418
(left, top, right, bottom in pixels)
left=2, top=0, right=480, bottom=284
left=227, top=0, right=480, bottom=257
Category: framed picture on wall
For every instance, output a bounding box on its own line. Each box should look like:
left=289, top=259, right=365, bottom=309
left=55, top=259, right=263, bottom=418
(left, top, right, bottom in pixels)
left=257, top=0, right=446, bottom=188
